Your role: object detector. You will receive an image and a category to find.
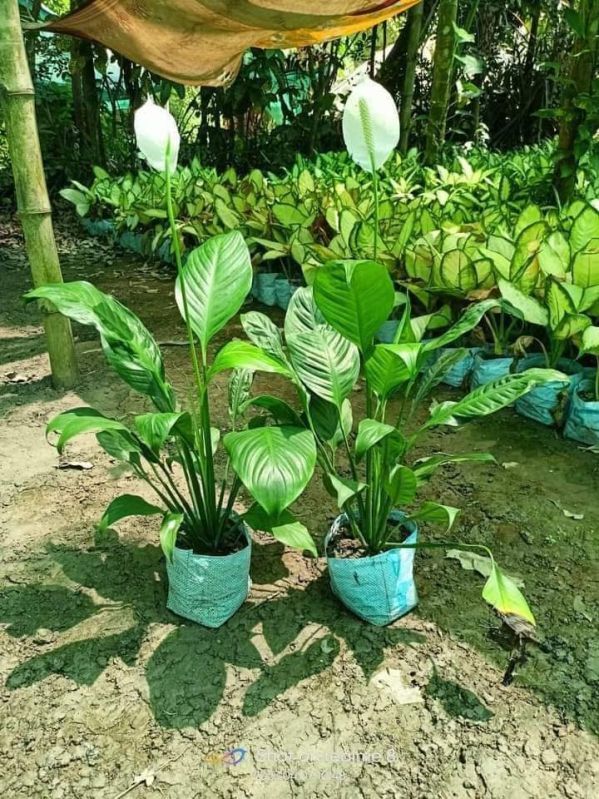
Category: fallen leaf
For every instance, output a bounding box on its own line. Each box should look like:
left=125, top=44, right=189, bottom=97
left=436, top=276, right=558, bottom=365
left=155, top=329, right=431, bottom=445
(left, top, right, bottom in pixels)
left=57, top=460, right=94, bottom=471
left=370, top=669, right=424, bottom=705
left=446, top=549, right=524, bottom=588
left=501, top=462, right=519, bottom=470
left=562, top=508, right=584, bottom=521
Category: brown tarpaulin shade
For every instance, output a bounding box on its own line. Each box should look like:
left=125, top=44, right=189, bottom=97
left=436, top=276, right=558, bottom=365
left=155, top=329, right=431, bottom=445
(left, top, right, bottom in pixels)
left=44, top=0, right=418, bottom=85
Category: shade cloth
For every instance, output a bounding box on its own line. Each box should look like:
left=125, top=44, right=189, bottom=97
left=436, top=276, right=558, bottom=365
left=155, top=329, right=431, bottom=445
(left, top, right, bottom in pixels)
left=43, top=0, right=418, bottom=85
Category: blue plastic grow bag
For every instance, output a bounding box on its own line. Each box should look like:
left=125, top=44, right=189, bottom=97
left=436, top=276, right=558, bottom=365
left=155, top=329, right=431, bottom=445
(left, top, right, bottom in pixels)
left=514, top=355, right=580, bottom=427
left=325, top=511, right=418, bottom=626
left=564, top=377, right=599, bottom=446
left=470, top=352, right=514, bottom=390
left=166, top=527, right=252, bottom=628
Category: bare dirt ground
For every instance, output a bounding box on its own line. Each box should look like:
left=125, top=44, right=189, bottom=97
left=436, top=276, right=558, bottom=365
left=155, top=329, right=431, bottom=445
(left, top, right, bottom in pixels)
left=1, top=220, right=598, bottom=798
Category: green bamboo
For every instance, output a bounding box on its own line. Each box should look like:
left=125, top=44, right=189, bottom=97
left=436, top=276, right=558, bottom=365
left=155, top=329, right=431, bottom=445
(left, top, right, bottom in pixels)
left=424, top=0, right=459, bottom=165
left=0, top=0, right=78, bottom=389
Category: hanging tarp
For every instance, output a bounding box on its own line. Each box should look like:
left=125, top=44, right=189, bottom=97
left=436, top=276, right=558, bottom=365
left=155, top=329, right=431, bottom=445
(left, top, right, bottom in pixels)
left=42, top=0, right=418, bottom=86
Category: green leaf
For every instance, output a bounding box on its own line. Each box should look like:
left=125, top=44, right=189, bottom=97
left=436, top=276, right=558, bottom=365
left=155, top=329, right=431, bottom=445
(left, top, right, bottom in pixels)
left=572, top=247, right=599, bottom=288
left=581, top=326, right=599, bottom=356
left=498, top=279, right=548, bottom=326
left=99, top=494, right=164, bottom=533
left=385, top=465, right=417, bottom=505
left=228, top=369, right=254, bottom=422
left=133, top=412, right=193, bottom=454
left=242, top=395, right=302, bottom=426
left=413, top=452, right=496, bottom=483
left=240, top=311, right=286, bottom=361
left=283, top=286, right=323, bottom=338
left=160, top=512, right=184, bottom=563
left=309, top=395, right=352, bottom=447
left=424, top=368, right=567, bottom=428
left=175, top=231, right=252, bottom=352
left=46, top=408, right=128, bottom=454
left=244, top=504, right=317, bottom=556
left=313, top=260, right=395, bottom=352
left=25, top=282, right=175, bottom=411
left=364, top=343, right=423, bottom=398
left=405, top=502, right=460, bottom=533
left=224, top=426, right=316, bottom=517
left=570, top=204, right=599, bottom=254
left=209, top=340, right=291, bottom=379
left=423, top=300, right=500, bottom=352
left=412, top=348, right=469, bottom=406
left=96, top=429, right=144, bottom=466
left=355, top=418, right=396, bottom=461
left=482, top=562, right=535, bottom=625
left=287, top=326, right=360, bottom=408
left=323, top=473, right=366, bottom=509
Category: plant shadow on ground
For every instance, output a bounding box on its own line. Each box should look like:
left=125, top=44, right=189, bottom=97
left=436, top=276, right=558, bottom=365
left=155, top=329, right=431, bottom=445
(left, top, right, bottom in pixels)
left=0, top=534, right=425, bottom=729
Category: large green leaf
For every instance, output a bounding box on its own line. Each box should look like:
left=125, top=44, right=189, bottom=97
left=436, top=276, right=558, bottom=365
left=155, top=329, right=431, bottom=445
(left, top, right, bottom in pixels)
left=283, top=286, right=323, bottom=338
left=570, top=204, right=599, bottom=254
left=364, top=343, right=423, bottom=398
left=482, top=562, right=535, bottom=625
left=424, top=368, right=566, bottom=429
left=355, top=418, right=396, bottom=461
left=209, top=340, right=292, bottom=379
left=242, top=395, right=303, bottom=426
left=287, top=326, right=360, bottom=408
left=385, top=465, right=418, bottom=505
left=96, top=429, right=145, bottom=466
left=160, top=512, right=184, bottom=563
left=572, top=247, right=599, bottom=288
left=309, top=395, right=352, bottom=447
left=313, top=260, right=395, bottom=352
left=498, top=278, right=548, bottom=326
left=244, top=504, right=317, bottom=556
left=26, top=282, right=175, bottom=411
left=323, top=473, right=366, bottom=510
left=422, top=300, right=499, bottom=352
left=133, top=412, right=193, bottom=454
left=175, top=231, right=252, bottom=352
left=240, top=311, right=287, bottom=362
left=99, top=494, right=164, bottom=532
left=46, top=407, right=128, bottom=454
left=412, top=348, right=469, bottom=407
left=224, top=426, right=316, bottom=517
left=581, top=326, right=599, bottom=356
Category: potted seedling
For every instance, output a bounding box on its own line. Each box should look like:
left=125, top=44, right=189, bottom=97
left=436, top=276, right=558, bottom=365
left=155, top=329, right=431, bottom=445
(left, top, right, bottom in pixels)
left=26, top=101, right=317, bottom=628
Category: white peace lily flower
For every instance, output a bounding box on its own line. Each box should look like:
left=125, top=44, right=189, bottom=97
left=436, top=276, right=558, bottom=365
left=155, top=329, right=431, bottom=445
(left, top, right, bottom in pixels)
left=134, top=98, right=180, bottom=174
left=342, top=77, right=399, bottom=172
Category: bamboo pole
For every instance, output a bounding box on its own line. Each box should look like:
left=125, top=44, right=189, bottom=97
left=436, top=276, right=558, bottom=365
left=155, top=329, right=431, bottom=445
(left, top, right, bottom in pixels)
left=0, top=0, right=78, bottom=389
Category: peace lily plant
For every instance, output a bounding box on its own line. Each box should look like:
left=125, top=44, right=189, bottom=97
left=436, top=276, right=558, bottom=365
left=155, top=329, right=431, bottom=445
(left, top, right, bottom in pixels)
left=239, top=77, right=563, bottom=627
left=26, top=99, right=318, bottom=627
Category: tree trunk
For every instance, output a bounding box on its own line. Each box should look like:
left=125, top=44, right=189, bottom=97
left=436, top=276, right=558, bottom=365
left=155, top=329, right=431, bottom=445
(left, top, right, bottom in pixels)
left=0, top=0, right=78, bottom=389
left=424, top=0, right=458, bottom=165
left=399, top=1, right=424, bottom=153
left=554, top=0, right=599, bottom=202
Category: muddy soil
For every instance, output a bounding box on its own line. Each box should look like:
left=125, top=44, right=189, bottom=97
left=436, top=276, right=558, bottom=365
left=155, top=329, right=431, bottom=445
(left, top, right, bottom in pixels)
left=1, top=221, right=598, bottom=798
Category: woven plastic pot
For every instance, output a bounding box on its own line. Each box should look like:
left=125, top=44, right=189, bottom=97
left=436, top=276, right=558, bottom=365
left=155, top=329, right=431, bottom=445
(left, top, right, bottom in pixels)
left=325, top=511, right=418, bottom=626
left=470, top=352, right=514, bottom=390
left=275, top=276, right=293, bottom=310
left=166, top=526, right=252, bottom=628
left=515, top=355, right=581, bottom=427
left=254, top=272, right=277, bottom=306
left=564, top=377, right=599, bottom=446
left=438, top=346, right=480, bottom=388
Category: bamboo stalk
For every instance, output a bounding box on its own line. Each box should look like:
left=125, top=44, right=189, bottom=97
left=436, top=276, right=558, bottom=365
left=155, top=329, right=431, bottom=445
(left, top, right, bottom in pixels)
left=0, top=0, right=78, bottom=389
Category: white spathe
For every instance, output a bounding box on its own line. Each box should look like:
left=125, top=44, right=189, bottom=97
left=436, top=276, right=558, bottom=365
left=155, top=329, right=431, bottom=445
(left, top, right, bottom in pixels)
left=134, top=99, right=180, bottom=174
left=342, top=77, right=399, bottom=172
